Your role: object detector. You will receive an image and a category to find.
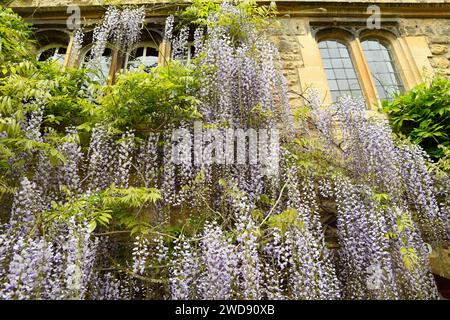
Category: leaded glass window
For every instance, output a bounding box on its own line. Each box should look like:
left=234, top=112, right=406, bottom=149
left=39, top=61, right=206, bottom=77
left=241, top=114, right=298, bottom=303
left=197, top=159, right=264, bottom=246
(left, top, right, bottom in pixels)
left=37, top=46, right=67, bottom=65
left=361, top=39, right=404, bottom=101
left=126, top=46, right=159, bottom=71
left=82, top=47, right=113, bottom=83
left=318, top=40, right=363, bottom=101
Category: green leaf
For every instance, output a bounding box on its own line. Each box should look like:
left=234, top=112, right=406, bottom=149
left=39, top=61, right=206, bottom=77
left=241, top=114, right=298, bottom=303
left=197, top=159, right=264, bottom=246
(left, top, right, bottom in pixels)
left=87, top=220, right=97, bottom=233
left=400, top=247, right=419, bottom=270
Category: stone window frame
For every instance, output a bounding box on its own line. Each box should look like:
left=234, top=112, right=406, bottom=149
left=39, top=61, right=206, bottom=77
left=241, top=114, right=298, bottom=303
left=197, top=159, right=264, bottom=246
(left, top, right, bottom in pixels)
left=315, top=28, right=380, bottom=107
left=34, top=28, right=71, bottom=66
left=124, top=41, right=160, bottom=71
left=37, top=43, right=68, bottom=64
left=313, top=26, right=429, bottom=108
left=358, top=29, right=421, bottom=94
left=360, top=38, right=404, bottom=101
left=317, top=39, right=364, bottom=102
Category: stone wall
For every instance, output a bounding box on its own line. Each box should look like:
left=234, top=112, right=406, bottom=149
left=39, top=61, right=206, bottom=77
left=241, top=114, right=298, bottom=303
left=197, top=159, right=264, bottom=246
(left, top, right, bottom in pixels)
left=270, top=16, right=450, bottom=108
left=7, top=0, right=450, bottom=106
left=400, top=18, right=450, bottom=76
left=269, top=18, right=308, bottom=109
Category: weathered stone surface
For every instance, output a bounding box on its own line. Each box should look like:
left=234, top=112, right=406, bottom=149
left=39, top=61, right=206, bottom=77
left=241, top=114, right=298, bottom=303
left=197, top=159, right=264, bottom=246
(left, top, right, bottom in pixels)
left=278, top=39, right=301, bottom=53
left=424, top=26, right=435, bottom=35
left=430, top=56, right=450, bottom=69
left=281, top=53, right=302, bottom=61
left=430, top=44, right=449, bottom=55
left=437, top=25, right=450, bottom=36
left=404, top=26, right=421, bottom=36
left=268, top=36, right=280, bottom=46
left=429, top=36, right=450, bottom=44
left=279, top=18, right=308, bottom=36
left=400, top=19, right=450, bottom=74
left=284, top=68, right=300, bottom=76
left=283, top=60, right=303, bottom=69
left=287, top=75, right=300, bottom=86
left=273, top=19, right=305, bottom=109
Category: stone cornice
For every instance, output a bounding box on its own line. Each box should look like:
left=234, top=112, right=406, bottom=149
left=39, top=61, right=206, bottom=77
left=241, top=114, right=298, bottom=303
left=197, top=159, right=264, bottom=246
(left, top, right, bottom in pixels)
left=6, top=0, right=450, bottom=25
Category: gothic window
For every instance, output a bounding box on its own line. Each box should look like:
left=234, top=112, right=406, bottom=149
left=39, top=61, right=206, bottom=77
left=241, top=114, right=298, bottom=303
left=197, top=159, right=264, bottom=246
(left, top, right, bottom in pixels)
left=82, top=47, right=113, bottom=82
left=125, top=45, right=159, bottom=71
left=318, top=40, right=363, bottom=102
left=361, top=39, right=404, bottom=101
left=37, top=45, right=67, bottom=65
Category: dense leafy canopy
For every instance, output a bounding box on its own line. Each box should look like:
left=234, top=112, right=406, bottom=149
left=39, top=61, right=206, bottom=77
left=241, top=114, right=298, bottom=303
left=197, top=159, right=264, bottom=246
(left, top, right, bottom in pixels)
left=383, top=77, right=450, bottom=161
left=0, top=7, right=33, bottom=66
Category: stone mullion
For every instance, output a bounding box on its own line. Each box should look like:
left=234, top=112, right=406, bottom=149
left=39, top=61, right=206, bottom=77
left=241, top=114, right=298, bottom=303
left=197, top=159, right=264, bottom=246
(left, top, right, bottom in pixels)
left=158, top=40, right=171, bottom=66
left=348, top=37, right=379, bottom=109
left=63, top=32, right=75, bottom=68
left=108, top=47, right=126, bottom=84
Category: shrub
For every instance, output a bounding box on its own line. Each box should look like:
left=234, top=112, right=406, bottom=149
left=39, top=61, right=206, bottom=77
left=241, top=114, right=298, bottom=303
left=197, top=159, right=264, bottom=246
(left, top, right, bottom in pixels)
left=0, top=6, right=34, bottom=67
left=382, top=76, right=450, bottom=160
left=98, top=62, right=202, bottom=132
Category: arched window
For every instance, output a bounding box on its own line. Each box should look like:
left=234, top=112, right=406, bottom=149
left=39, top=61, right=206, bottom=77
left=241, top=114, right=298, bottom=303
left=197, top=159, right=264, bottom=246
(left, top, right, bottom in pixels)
left=185, top=43, right=195, bottom=64
left=175, top=42, right=196, bottom=65
left=318, top=40, right=363, bottom=102
left=37, top=45, right=67, bottom=64
left=82, top=47, right=113, bottom=82
left=125, top=45, right=159, bottom=71
left=361, top=39, right=404, bottom=101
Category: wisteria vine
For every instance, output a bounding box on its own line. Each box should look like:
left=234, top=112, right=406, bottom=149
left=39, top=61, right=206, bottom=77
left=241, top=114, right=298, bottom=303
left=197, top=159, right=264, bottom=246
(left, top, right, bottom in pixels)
left=0, top=2, right=448, bottom=300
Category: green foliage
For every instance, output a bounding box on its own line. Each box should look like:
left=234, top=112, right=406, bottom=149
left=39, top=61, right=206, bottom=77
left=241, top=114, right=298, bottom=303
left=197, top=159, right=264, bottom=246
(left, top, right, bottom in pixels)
left=429, top=145, right=450, bottom=176
left=372, top=193, right=391, bottom=205
left=43, top=185, right=161, bottom=234
left=382, top=76, right=450, bottom=160
left=396, top=211, right=414, bottom=233
left=381, top=207, right=421, bottom=270
left=218, top=178, right=241, bottom=200
left=0, top=61, right=99, bottom=195
left=43, top=191, right=113, bottom=233
left=178, top=0, right=278, bottom=43
left=102, top=185, right=161, bottom=235
left=0, top=61, right=98, bottom=131
left=285, top=138, right=345, bottom=178
left=98, top=61, right=202, bottom=132
left=400, top=247, right=419, bottom=270
left=267, top=208, right=305, bottom=233
left=179, top=0, right=221, bottom=26
left=103, top=184, right=161, bottom=208
left=0, top=6, right=34, bottom=67
left=0, top=7, right=97, bottom=196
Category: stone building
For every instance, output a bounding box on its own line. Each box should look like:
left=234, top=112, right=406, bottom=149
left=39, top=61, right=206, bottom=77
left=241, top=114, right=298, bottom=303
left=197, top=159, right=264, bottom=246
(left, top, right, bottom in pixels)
left=6, top=0, right=450, bottom=109
left=6, top=0, right=450, bottom=295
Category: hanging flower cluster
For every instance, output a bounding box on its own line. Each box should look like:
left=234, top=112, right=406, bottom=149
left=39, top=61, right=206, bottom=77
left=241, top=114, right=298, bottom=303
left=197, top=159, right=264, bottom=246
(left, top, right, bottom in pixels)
left=69, top=28, right=84, bottom=66
left=0, top=2, right=447, bottom=300
left=307, top=94, right=448, bottom=243
left=164, top=6, right=294, bottom=134
left=91, top=6, right=145, bottom=60
left=166, top=209, right=342, bottom=300
left=57, top=127, right=84, bottom=194
left=0, top=178, right=100, bottom=299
